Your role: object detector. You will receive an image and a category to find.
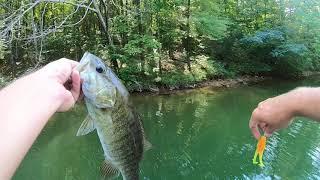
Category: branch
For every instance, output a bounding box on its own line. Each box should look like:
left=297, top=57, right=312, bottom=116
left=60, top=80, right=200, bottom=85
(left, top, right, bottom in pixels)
left=0, top=0, right=97, bottom=38
left=1, top=0, right=41, bottom=37
left=37, top=2, right=49, bottom=65
left=92, top=0, right=107, bottom=32
left=24, top=0, right=94, bottom=41
left=47, top=0, right=97, bottom=12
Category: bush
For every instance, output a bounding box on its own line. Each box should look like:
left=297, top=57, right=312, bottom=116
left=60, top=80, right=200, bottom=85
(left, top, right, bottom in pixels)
left=159, top=56, right=227, bottom=87
left=233, top=28, right=312, bottom=77
left=271, top=43, right=311, bottom=77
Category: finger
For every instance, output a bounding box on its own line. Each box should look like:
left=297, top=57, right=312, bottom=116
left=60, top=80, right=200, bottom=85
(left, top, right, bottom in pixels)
left=259, top=122, right=267, bottom=131
left=70, top=70, right=81, bottom=102
left=53, top=59, right=79, bottom=84
left=249, top=117, right=261, bottom=140
left=77, top=78, right=84, bottom=102
left=63, top=77, right=73, bottom=91
left=69, top=60, right=80, bottom=69
left=58, top=58, right=79, bottom=68
left=264, top=126, right=275, bottom=138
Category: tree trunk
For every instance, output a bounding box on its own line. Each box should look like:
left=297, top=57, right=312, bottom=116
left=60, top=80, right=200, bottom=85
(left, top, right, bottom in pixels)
left=156, top=9, right=162, bottom=75
left=133, top=0, right=145, bottom=73
left=279, top=0, right=285, bottom=24
left=94, top=0, right=119, bottom=71
left=31, top=4, right=38, bottom=63
left=186, top=0, right=191, bottom=71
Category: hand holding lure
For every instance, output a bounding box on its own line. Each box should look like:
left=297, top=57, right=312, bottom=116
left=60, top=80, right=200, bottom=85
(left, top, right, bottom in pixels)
left=253, top=135, right=267, bottom=167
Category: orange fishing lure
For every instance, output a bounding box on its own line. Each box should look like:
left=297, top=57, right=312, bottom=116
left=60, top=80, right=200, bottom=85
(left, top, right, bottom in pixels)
left=253, top=135, right=267, bottom=167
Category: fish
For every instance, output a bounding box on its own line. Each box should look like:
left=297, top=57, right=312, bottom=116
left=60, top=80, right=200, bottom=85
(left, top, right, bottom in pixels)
left=252, top=135, right=267, bottom=167
left=76, top=52, right=151, bottom=180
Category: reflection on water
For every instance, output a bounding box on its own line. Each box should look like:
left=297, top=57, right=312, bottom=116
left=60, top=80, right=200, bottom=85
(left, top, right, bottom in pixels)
left=14, top=78, right=320, bottom=179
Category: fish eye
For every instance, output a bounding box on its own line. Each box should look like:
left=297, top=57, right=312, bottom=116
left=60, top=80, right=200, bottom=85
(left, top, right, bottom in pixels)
left=96, top=67, right=104, bottom=73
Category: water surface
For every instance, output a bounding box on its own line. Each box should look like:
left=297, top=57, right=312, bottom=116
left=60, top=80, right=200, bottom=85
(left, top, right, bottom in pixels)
left=14, top=77, right=320, bottom=179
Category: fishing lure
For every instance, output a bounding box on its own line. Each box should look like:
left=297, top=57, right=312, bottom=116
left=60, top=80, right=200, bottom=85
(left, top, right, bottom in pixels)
left=252, top=135, right=267, bottom=167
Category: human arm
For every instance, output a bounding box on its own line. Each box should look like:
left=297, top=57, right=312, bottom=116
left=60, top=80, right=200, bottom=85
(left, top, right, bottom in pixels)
left=0, top=58, right=80, bottom=179
left=249, top=87, right=320, bottom=139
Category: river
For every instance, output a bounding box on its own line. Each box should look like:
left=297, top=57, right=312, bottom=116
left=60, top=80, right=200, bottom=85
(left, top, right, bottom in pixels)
left=13, top=77, right=320, bottom=179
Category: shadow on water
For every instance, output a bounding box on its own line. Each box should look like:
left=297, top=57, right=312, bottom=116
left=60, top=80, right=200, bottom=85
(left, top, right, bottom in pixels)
left=14, top=77, right=320, bottom=179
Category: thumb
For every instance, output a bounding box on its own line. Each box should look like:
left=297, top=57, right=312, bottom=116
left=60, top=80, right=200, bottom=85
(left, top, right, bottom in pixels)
left=249, top=119, right=261, bottom=140
left=70, top=69, right=81, bottom=101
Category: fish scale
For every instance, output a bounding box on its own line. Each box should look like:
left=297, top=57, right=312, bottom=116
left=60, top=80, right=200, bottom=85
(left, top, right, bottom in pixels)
left=91, top=101, right=143, bottom=180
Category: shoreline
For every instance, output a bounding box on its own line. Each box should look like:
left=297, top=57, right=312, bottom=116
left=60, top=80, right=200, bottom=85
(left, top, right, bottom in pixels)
left=131, top=75, right=271, bottom=95
left=2, top=72, right=319, bottom=95
left=0, top=74, right=269, bottom=92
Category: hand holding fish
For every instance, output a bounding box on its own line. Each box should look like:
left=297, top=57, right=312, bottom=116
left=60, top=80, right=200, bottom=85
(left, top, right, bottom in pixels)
left=0, top=58, right=80, bottom=179
left=35, top=58, right=81, bottom=111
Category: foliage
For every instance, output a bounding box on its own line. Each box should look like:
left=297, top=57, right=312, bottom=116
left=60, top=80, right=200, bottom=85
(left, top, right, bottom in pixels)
left=271, top=43, right=311, bottom=77
left=237, top=29, right=312, bottom=77
left=240, top=30, right=285, bottom=47
left=192, top=0, right=230, bottom=40
left=160, top=56, right=227, bottom=87
left=0, top=73, right=8, bottom=88
left=0, top=0, right=320, bottom=90
left=0, top=21, right=6, bottom=60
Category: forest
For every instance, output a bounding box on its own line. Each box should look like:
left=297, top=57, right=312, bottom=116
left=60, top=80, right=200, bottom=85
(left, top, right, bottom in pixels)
left=0, top=0, right=319, bottom=91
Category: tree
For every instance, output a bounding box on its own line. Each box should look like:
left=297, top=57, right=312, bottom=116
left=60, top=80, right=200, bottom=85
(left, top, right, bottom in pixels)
left=0, top=0, right=319, bottom=89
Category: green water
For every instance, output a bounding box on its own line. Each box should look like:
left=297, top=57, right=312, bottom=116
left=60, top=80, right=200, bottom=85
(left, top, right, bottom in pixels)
left=14, top=78, right=320, bottom=179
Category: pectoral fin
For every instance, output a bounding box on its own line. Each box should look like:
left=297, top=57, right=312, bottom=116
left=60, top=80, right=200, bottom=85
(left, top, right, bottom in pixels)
left=144, top=138, right=152, bottom=151
left=76, top=115, right=95, bottom=136
left=100, top=160, right=120, bottom=178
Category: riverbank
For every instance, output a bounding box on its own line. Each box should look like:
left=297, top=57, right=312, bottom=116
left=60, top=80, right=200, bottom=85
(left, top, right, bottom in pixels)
left=131, top=75, right=271, bottom=95
left=131, top=70, right=320, bottom=95
left=2, top=73, right=318, bottom=95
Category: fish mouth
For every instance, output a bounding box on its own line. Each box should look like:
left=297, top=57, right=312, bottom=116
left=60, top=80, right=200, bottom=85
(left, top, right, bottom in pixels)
left=77, top=52, right=93, bottom=72
left=76, top=60, right=89, bottom=73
